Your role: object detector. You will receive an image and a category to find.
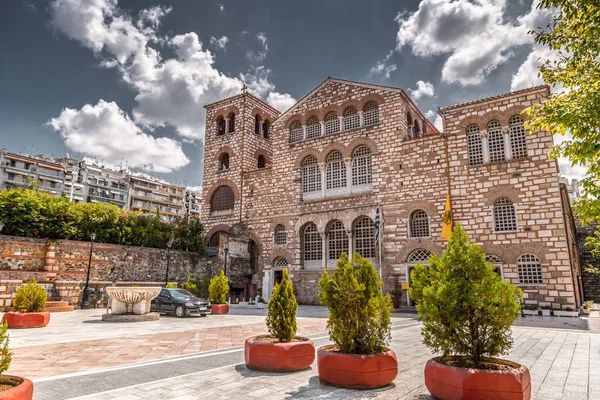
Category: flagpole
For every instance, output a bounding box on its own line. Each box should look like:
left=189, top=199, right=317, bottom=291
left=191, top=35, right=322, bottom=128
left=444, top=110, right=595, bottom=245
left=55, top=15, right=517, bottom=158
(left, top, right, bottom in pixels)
left=377, top=201, right=382, bottom=277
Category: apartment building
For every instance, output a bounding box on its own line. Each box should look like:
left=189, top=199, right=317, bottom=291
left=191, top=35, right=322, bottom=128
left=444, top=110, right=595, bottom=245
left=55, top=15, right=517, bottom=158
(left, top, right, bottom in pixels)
left=128, top=175, right=186, bottom=222
left=0, top=148, right=65, bottom=197
left=185, top=190, right=202, bottom=219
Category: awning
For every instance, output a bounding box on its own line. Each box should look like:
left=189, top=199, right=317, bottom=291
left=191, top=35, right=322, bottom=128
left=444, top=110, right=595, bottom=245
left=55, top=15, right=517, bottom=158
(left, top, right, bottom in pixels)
left=38, top=163, right=64, bottom=171
left=5, top=154, right=33, bottom=163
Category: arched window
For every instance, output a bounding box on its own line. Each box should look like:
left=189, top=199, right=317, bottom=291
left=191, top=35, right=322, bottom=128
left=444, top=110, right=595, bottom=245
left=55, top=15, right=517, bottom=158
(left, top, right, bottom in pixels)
left=410, top=210, right=430, bottom=238
left=327, top=220, right=348, bottom=260
left=227, top=113, right=236, bottom=133
left=363, top=102, right=379, bottom=126
left=211, top=185, right=234, bottom=211
left=289, top=122, right=303, bottom=143
left=351, top=146, right=372, bottom=186
left=407, top=112, right=414, bottom=136
left=208, top=232, right=221, bottom=248
left=263, top=120, right=270, bottom=139
left=274, top=224, right=287, bottom=245
left=306, top=117, right=321, bottom=139
left=517, top=254, right=543, bottom=284
left=303, top=223, right=322, bottom=261
left=219, top=153, right=229, bottom=171
left=407, top=249, right=432, bottom=263
left=486, top=254, right=504, bottom=276
left=326, top=151, right=346, bottom=190
left=274, top=257, right=289, bottom=269
left=414, top=121, right=421, bottom=138
left=493, top=197, right=517, bottom=231
left=217, top=116, right=226, bottom=135
left=467, top=124, right=483, bottom=165
left=257, top=155, right=266, bottom=169
left=254, top=115, right=261, bottom=135
left=343, top=107, right=360, bottom=130
left=487, top=120, right=505, bottom=162
left=509, top=115, right=528, bottom=159
left=324, top=112, right=340, bottom=134
left=302, top=156, right=321, bottom=193
left=354, top=217, right=375, bottom=258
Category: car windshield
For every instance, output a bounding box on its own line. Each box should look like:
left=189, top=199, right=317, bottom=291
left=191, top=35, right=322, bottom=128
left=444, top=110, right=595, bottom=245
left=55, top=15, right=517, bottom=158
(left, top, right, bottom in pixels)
left=169, top=289, right=193, bottom=299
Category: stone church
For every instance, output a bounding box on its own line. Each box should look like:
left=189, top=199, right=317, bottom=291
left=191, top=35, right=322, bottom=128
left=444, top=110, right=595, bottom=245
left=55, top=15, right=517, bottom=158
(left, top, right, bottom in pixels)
left=201, top=78, right=583, bottom=309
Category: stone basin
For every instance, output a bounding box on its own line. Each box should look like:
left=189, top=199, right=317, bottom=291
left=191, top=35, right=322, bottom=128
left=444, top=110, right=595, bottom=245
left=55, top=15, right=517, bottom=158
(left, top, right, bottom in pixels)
left=105, top=287, right=161, bottom=315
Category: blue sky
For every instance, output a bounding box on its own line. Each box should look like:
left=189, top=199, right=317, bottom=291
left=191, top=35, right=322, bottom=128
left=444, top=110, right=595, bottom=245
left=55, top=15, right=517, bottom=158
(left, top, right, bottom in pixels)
left=0, top=0, right=584, bottom=189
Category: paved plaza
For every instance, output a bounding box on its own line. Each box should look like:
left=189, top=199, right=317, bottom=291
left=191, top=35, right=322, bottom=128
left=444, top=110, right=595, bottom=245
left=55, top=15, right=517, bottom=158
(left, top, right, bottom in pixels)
left=3, top=307, right=600, bottom=399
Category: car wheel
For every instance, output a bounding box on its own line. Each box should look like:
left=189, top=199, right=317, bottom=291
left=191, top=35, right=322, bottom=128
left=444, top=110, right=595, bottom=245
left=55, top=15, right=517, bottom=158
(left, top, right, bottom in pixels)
left=175, top=305, right=185, bottom=318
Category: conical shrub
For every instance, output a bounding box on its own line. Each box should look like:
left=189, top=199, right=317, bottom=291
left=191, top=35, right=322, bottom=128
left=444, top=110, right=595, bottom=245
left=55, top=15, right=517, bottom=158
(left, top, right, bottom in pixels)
left=208, top=270, right=229, bottom=304
left=266, top=268, right=298, bottom=342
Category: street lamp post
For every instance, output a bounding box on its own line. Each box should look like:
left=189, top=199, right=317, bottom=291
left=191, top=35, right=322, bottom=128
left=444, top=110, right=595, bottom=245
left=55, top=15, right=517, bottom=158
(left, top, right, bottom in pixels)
left=164, top=239, right=174, bottom=286
left=223, top=246, right=229, bottom=276
left=81, top=232, right=96, bottom=309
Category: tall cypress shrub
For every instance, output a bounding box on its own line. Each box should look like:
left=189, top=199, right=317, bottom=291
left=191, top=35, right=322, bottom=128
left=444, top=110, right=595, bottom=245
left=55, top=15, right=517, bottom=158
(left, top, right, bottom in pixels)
left=266, top=268, right=298, bottom=342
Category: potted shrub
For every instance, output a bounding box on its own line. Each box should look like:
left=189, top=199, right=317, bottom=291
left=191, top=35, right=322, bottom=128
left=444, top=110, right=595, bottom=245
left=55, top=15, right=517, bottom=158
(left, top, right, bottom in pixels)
left=553, top=307, right=579, bottom=318
left=0, top=321, right=33, bottom=399
left=317, top=253, right=397, bottom=389
left=390, top=290, right=402, bottom=309
left=410, top=224, right=530, bottom=400
left=256, top=296, right=266, bottom=310
left=245, top=268, right=315, bottom=372
left=581, top=300, right=594, bottom=315
left=208, top=271, right=229, bottom=314
left=2, top=279, right=50, bottom=329
left=522, top=305, right=539, bottom=316
left=541, top=306, right=552, bottom=316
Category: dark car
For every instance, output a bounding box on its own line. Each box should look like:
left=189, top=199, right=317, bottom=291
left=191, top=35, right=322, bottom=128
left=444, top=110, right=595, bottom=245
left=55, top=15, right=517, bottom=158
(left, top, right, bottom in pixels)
left=151, top=288, right=211, bottom=318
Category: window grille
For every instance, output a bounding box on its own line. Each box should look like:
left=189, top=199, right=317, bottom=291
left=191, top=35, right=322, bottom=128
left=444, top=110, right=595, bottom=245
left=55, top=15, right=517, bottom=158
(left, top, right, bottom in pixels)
left=354, top=217, right=375, bottom=258
left=219, top=153, right=229, bottom=170
left=407, top=112, right=413, bottom=137
left=467, top=124, right=483, bottom=165
left=274, top=224, right=287, bottom=245
left=211, top=186, right=234, bottom=211
left=263, top=120, right=270, bottom=139
left=302, top=156, right=321, bottom=193
left=493, top=197, right=517, bottom=231
left=306, top=117, right=321, bottom=139
left=363, top=102, right=379, bottom=126
left=517, top=254, right=543, bottom=284
left=343, top=107, right=360, bottom=130
left=208, top=232, right=220, bottom=247
left=326, top=151, right=346, bottom=190
left=407, top=249, right=432, bottom=262
left=324, top=112, right=340, bottom=134
left=228, top=113, right=235, bottom=133
left=254, top=115, right=261, bottom=135
left=352, top=146, right=372, bottom=186
left=303, top=223, right=322, bottom=261
left=290, top=122, right=303, bottom=143
left=509, top=115, right=528, bottom=159
left=485, top=254, right=503, bottom=263
left=257, top=155, right=266, bottom=169
left=274, top=257, right=288, bottom=269
left=487, top=120, right=505, bottom=162
left=413, top=121, right=421, bottom=138
left=410, top=210, right=430, bottom=237
left=217, top=117, right=225, bottom=135
left=328, top=220, right=348, bottom=260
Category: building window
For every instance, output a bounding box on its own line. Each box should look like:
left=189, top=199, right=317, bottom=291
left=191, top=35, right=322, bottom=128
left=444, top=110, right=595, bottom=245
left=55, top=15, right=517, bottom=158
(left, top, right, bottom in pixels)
left=208, top=232, right=220, bottom=247
left=407, top=112, right=414, bottom=137
left=493, top=197, right=517, bottom=232
left=407, top=249, right=432, bottom=263
left=211, top=185, right=234, bottom=211
left=290, top=122, right=303, bottom=143
left=219, top=153, right=229, bottom=171
left=303, top=223, right=322, bottom=261
left=274, top=224, right=287, bottom=245
left=217, top=116, right=226, bottom=135
left=486, top=254, right=503, bottom=276
left=263, top=120, right=270, bottom=139
left=467, top=124, right=483, bottom=165
left=517, top=254, right=543, bottom=284
left=363, top=102, right=379, bottom=126
left=326, top=151, right=346, bottom=190
left=324, top=112, right=340, bottom=134
left=257, top=155, right=266, bottom=169
left=302, top=156, right=321, bottom=194
left=254, top=115, right=261, bottom=135
left=227, top=113, right=236, bottom=133
left=409, top=210, right=430, bottom=238
left=354, top=217, right=375, bottom=259
left=351, top=146, right=372, bottom=186
left=343, top=107, right=360, bottom=130
left=413, top=121, right=421, bottom=138
left=274, top=257, right=289, bottom=269
left=306, top=117, right=321, bottom=139
left=509, top=115, right=528, bottom=159
left=328, top=220, right=348, bottom=260
left=487, top=120, right=505, bottom=162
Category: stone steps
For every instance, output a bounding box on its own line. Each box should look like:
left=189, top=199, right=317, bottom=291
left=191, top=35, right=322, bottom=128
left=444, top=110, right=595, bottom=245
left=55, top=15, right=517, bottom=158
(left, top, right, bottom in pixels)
left=44, top=300, right=74, bottom=313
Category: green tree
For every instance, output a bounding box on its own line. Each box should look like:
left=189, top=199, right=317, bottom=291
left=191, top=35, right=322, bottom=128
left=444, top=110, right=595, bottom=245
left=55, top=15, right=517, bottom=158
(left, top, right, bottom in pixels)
left=0, top=321, right=12, bottom=374
left=410, top=224, right=523, bottom=369
left=0, top=188, right=43, bottom=237
left=318, top=253, right=392, bottom=354
left=38, top=195, right=80, bottom=239
left=266, top=268, right=298, bottom=342
left=208, top=270, right=229, bottom=304
left=13, top=279, right=47, bottom=313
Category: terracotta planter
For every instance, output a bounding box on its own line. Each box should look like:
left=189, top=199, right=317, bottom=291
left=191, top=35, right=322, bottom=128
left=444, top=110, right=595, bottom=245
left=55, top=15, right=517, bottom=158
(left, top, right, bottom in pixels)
left=245, top=336, right=315, bottom=372
left=211, top=304, right=229, bottom=314
left=391, top=296, right=400, bottom=309
left=0, top=375, right=34, bottom=400
left=1, top=312, right=50, bottom=329
left=424, top=356, right=531, bottom=400
left=317, top=345, right=398, bottom=389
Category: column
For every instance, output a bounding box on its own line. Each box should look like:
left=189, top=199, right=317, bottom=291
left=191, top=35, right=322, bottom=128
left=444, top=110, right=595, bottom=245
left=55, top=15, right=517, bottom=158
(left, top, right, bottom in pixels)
left=319, top=162, right=326, bottom=199
left=481, top=131, right=490, bottom=163
left=302, top=125, right=307, bottom=140
left=259, top=120, right=264, bottom=137
left=358, top=111, right=364, bottom=127
left=224, top=118, right=230, bottom=134
left=321, top=232, right=327, bottom=269
left=320, top=121, right=326, bottom=136
left=503, top=129, right=512, bottom=160
left=347, top=230, right=353, bottom=258
left=344, top=158, right=352, bottom=195
left=338, top=116, right=344, bottom=132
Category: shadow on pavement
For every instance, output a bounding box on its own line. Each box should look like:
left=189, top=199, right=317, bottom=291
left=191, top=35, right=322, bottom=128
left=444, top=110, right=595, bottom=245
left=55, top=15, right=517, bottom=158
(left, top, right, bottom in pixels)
left=283, top=375, right=397, bottom=399
left=234, top=363, right=314, bottom=378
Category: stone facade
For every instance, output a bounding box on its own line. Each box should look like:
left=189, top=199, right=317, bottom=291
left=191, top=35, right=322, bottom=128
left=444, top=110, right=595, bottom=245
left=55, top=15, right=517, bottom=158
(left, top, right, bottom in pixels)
left=201, top=78, right=582, bottom=309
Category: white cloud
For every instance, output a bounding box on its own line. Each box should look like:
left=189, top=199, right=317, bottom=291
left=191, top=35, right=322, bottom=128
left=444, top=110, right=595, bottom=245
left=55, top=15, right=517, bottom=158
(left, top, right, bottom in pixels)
left=395, top=0, right=554, bottom=86
left=246, top=32, right=269, bottom=62
left=434, top=115, right=443, bottom=132
left=217, top=4, right=224, bottom=12
left=267, top=92, right=296, bottom=112
left=510, top=45, right=557, bottom=91
left=209, top=36, right=229, bottom=50
left=186, top=185, right=202, bottom=193
left=47, top=100, right=189, bottom=173
left=370, top=50, right=396, bottom=79
left=425, top=109, right=436, bottom=119
left=409, top=80, right=435, bottom=101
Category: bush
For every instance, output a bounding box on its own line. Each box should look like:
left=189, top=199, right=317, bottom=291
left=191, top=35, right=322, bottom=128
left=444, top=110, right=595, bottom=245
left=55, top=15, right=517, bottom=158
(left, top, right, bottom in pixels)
left=0, top=321, right=12, bottom=374
left=165, top=283, right=178, bottom=288
left=410, top=224, right=523, bottom=369
left=183, top=276, right=199, bottom=296
left=266, top=269, right=298, bottom=342
left=208, top=270, right=229, bottom=304
left=13, top=279, right=47, bottom=313
left=318, top=253, right=392, bottom=354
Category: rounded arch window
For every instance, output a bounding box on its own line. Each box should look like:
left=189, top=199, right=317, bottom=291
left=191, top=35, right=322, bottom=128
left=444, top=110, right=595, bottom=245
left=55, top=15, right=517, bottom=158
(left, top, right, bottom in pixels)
left=407, top=248, right=433, bottom=263
left=517, top=254, right=543, bottom=284
left=303, top=222, right=322, bottom=262
left=413, top=121, right=421, bottom=137
left=363, top=102, right=379, bottom=126
left=351, top=146, right=372, bottom=186
left=306, top=117, right=321, bottom=139
left=509, top=115, right=527, bottom=159
left=274, top=224, right=287, bottom=245
left=466, top=124, right=483, bottom=165
left=254, top=115, right=262, bottom=135
left=343, top=107, right=360, bottom=130
left=324, top=112, right=340, bottom=134
left=211, top=185, right=234, bottom=211
left=487, top=120, right=505, bottom=162
left=217, top=116, right=226, bottom=136
left=354, top=216, right=375, bottom=259
left=219, top=153, right=230, bottom=171
left=409, top=210, right=430, bottom=238
left=227, top=112, right=236, bottom=133
left=302, top=156, right=321, bottom=194
left=326, top=151, right=346, bottom=190
left=493, top=197, right=517, bottom=232
left=289, top=121, right=303, bottom=143
left=327, top=220, right=348, bottom=260
left=263, top=120, right=270, bottom=139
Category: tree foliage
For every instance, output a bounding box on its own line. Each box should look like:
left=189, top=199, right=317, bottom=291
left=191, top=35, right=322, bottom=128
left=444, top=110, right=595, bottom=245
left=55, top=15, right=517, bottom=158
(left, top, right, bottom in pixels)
left=266, top=268, right=298, bottom=342
left=318, top=253, right=392, bottom=355
left=13, top=279, right=47, bottom=313
left=409, top=224, right=523, bottom=369
left=208, top=270, right=229, bottom=304
left=0, top=321, right=12, bottom=374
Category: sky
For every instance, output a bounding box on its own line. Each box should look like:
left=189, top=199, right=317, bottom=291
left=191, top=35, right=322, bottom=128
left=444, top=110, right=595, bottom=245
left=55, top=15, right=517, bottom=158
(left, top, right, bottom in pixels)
left=0, top=0, right=587, bottom=190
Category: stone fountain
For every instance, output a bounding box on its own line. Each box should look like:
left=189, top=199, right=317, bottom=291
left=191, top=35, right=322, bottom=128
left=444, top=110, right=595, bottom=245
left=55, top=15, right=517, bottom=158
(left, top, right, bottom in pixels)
left=101, top=287, right=162, bottom=322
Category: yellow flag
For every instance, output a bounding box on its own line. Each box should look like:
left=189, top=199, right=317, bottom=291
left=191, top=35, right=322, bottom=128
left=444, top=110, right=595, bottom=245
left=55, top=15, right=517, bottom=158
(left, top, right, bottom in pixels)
left=441, top=193, right=453, bottom=240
